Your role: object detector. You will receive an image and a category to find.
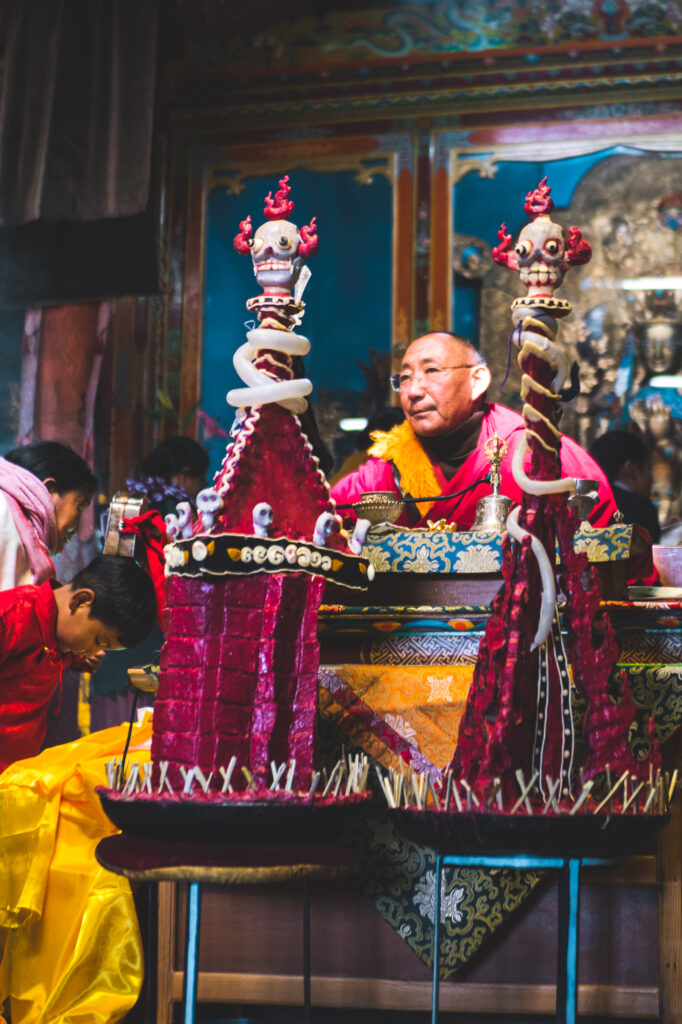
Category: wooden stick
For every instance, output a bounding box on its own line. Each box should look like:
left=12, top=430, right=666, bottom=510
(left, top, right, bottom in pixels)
left=308, top=772, right=320, bottom=798
left=511, top=770, right=537, bottom=814
left=667, top=769, right=678, bottom=808
left=487, top=778, right=501, bottom=809
left=444, top=771, right=453, bottom=813
left=460, top=779, right=480, bottom=809
left=413, top=773, right=423, bottom=811
left=332, top=764, right=345, bottom=798
left=375, top=766, right=396, bottom=808
left=643, top=783, right=658, bottom=814
left=194, top=768, right=213, bottom=793
left=322, top=761, right=342, bottom=798
left=180, top=766, right=195, bottom=795
left=123, top=762, right=140, bottom=795
left=427, top=774, right=441, bottom=810
left=219, top=756, right=237, bottom=794
left=158, top=761, right=173, bottom=795
left=270, top=761, right=286, bottom=790
left=285, top=759, right=296, bottom=792
left=569, top=780, right=594, bottom=816
left=593, top=770, right=629, bottom=814
left=622, top=779, right=645, bottom=814
left=451, top=779, right=463, bottom=813
left=542, top=776, right=561, bottom=815
left=393, top=770, right=404, bottom=808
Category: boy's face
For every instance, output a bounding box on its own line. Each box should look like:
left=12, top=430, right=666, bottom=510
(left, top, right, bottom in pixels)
left=56, top=588, right=124, bottom=658
left=46, top=487, right=93, bottom=553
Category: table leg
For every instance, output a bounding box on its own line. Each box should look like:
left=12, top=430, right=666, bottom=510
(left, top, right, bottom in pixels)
left=141, top=881, right=158, bottom=1023
left=556, top=858, right=580, bottom=1024
left=182, top=882, right=202, bottom=1024
left=432, top=854, right=443, bottom=1024
left=303, top=878, right=311, bottom=1024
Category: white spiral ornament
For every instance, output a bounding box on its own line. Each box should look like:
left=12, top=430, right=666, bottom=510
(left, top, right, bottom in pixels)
left=226, top=327, right=312, bottom=414
left=508, top=316, right=576, bottom=650
left=505, top=505, right=556, bottom=651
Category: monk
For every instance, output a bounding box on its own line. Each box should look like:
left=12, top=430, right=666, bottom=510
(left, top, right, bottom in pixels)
left=331, top=332, right=618, bottom=528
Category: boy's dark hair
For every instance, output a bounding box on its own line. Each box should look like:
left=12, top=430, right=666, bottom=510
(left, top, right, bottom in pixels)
left=589, top=429, right=651, bottom=482
left=5, top=441, right=97, bottom=498
left=139, top=435, right=209, bottom=481
left=70, top=555, right=157, bottom=649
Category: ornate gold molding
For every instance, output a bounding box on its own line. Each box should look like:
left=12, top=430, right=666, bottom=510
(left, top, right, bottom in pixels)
left=210, top=152, right=395, bottom=197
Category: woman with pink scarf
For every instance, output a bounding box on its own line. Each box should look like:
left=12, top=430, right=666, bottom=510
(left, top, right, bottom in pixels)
left=0, top=441, right=97, bottom=589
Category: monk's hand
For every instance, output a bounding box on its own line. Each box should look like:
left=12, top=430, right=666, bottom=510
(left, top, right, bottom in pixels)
left=83, top=650, right=106, bottom=673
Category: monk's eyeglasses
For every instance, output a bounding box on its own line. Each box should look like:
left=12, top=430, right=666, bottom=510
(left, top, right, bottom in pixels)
left=390, top=364, right=477, bottom=392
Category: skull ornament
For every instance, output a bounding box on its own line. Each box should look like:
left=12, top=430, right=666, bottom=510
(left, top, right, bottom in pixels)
left=252, top=501, right=274, bottom=538
left=512, top=217, right=567, bottom=297
left=233, top=175, right=318, bottom=297
left=349, top=517, right=372, bottom=555
left=196, top=488, right=223, bottom=531
left=492, top=177, right=591, bottom=303
left=313, top=511, right=337, bottom=547
left=175, top=501, right=194, bottom=539
left=164, top=512, right=180, bottom=540
left=251, top=219, right=302, bottom=294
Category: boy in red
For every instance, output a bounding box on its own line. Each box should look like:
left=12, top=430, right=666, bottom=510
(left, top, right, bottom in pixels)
left=0, top=554, right=157, bottom=771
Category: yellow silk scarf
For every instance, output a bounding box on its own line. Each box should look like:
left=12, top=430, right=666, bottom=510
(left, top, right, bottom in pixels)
left=368, top=420, right=441, bottom=517
left=0, top=717, right=152, bottom=1024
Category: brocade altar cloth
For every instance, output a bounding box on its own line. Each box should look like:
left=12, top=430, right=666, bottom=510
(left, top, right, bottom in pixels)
left=317, top=595, right=682, bottom=974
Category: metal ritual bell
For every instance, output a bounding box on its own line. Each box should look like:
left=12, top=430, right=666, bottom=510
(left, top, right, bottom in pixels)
left=472, top=491, right=513, bottom=532
left=472, top=435, right=513, bottom=533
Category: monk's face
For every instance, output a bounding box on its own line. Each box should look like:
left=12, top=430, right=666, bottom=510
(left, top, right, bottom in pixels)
left=398, top=334, right=490, bottom=437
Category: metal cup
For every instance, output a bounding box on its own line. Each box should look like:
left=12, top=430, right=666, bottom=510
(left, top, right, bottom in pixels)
left=567, top=479, right=599, bottom=520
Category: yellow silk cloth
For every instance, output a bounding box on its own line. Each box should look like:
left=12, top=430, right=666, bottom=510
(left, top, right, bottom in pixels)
left=319, top=663, right=474, bottom=770
left=0, top=718, right=153, bottom=1024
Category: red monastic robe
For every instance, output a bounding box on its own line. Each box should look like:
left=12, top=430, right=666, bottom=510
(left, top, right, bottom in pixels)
left=331, top=404, right=618, bottom=529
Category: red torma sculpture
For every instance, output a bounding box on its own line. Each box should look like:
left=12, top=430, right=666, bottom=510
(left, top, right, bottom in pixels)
left=452, top=178, right=660, bottom=806
left=153, top=177, right=370, bottom=794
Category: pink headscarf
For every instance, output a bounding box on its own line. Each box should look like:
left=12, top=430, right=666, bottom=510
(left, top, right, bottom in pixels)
left=0, top=457, right=58, bottom=584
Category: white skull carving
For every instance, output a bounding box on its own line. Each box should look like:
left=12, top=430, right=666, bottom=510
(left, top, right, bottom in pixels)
left=349, top=517, right=372, bottom=555
left=313, top=511, right=337, bottom=547
left=252, top=501, right=274, bottom=538
left=513, top=215, right=566, bottom=297
left=164, top=513, right=180, bottom=540
left=196, top=488, right=223, bottom=531
left=251, top=219, right=302, bottom=294
left=175, top=501, right=194, bottom=539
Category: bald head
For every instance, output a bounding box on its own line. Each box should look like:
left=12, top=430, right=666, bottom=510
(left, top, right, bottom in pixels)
left=398, top=333, right=491, bottom=437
